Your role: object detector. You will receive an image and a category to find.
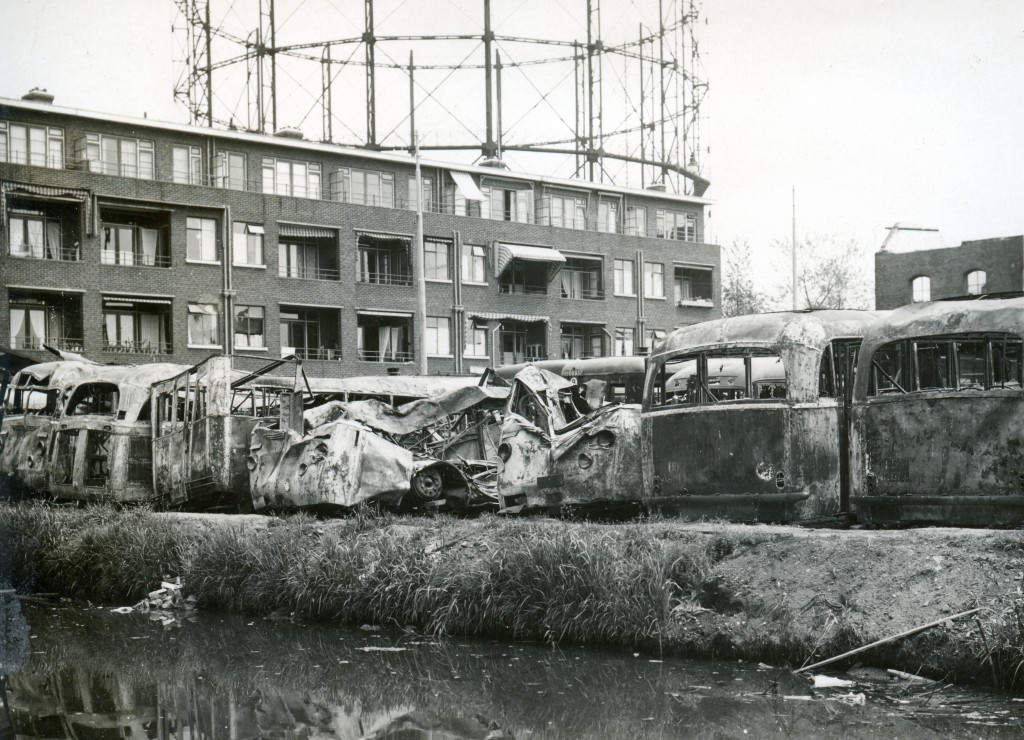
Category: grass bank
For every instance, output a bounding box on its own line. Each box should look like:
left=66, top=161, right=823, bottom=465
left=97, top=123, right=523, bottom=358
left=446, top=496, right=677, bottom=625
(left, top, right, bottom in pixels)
left=2, top=503, right=1023, bottom=690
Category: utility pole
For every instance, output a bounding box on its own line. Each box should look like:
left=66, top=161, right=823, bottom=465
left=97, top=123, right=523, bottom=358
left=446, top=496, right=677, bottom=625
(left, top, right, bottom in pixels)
left=410, top=52, right=428, bottom=375
left=792, top=185, right=798, bottom=310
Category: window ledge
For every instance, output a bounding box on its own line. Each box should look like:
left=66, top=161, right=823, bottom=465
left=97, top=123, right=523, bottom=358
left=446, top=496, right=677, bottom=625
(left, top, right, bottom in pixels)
left=425, top=278, right=453, bottom=284
left=186, top=259, right=222, bottom=266
left=428, top=354, right=455, bottom=359
left=234, top=345, right=268, bottom=352
left=614, top=292, right=637, bottom=298
left=677, top=299, right=714, bottom=308
left=187, top=344, right=223, bottom=350
left=645, top=295, right=667, bottom=301
left=463, top=354, right=489, bottom=360
left=233, top=262, right=267, bottom=270
left=462, top=281, right=489, bottom=287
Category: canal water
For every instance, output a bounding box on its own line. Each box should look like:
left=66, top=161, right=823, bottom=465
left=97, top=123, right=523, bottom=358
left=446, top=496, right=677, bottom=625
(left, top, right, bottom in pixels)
left=1, top=593, right=1023, bottom=739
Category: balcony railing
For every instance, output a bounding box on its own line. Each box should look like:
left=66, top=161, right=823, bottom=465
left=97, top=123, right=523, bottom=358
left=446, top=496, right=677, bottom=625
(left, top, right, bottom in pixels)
left=358, top=271, right=413, bottom=287
left=278, top=265, right=340, bottom=281
left=561, top=285, right=605, bottom=300
left=102, top=340, right=172, bottom=355
left=499, top=283, right=548, bottom=296
left=287, top=347, right=343, bottom=361
left=9, top=246, right=81, bottom=262
left=10, top=336, right=84, bottom=351
left=100, top=251, right=172, bottom=268
left=357, top=349, right=414, bottom=363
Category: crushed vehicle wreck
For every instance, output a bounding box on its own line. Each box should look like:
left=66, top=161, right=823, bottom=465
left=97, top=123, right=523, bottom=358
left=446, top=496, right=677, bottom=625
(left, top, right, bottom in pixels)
left=496, top=365, right=642, bottom=514
left=1, top=359, right=187, bottom=503
left=496, top=356, right=648, bottom=403
left=642, top=310, right=884, bottom=523
left=151, top=355, right=493, bottom=510
left=247, top=377, right=509, bottom=513
left=850, top=295, right=1024, bottom=527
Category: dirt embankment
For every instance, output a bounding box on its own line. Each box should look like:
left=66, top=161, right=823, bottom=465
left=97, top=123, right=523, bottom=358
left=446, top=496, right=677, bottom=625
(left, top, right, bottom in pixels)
left=1, top=504, right=1021, bottom=690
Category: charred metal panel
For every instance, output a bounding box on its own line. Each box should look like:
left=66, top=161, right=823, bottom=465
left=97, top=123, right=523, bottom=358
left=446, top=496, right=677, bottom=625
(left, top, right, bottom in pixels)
left=248, top=420, right=413, bottom=511
left=851, top=393, right=1024, bottom=526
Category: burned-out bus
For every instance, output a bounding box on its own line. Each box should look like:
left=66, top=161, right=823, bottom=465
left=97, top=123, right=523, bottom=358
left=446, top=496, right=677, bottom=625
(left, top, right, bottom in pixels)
left=1, top=360, right=186, bottom=502
left=850, top=296, right=1024, bottom=527
left=642, top=311, right=883, bottom=522
left=151, top=355, right=491, bottom=510
left=496, top=357, right=647, bottom=404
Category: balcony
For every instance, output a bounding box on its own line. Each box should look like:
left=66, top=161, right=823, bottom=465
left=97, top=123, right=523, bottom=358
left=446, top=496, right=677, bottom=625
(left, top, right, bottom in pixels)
left=358, top=270, right=413, bottom=287
left=357, top=349, right=415, bottom=363
left=357, top=311, right=413, bottom=363
left=9, top=336, right=84, bottom=352
left=101, top=340, right=173, bottom=355
left=357, top=233, right=413, bottom=287
left=277, top=263, right=340, bottom=281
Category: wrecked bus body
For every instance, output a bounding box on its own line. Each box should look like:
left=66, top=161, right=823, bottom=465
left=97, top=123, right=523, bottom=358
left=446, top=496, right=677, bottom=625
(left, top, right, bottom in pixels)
left=496, top=366, right=642, bottom=514
left=152, top=355, right=490, bottom=510
left=1, top=360, right=186, bottom=503
left=248, top=380, right=508, bottom=513
left=642, top=311, right=883, bottom=522
left=496, top=357, right=647, bottom=403
left=850, top=296, right=1024, bottom=527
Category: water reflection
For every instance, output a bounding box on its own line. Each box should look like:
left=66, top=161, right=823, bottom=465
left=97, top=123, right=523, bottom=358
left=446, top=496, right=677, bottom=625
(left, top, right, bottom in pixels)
left=3, top=595, right=1023, bottom=739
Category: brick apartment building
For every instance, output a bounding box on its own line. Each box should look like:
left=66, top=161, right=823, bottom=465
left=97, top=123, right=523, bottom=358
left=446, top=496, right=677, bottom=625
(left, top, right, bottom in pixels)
left=0, top=90, right=720, bottom=377
left=875, top=224, right=1024, bottom=310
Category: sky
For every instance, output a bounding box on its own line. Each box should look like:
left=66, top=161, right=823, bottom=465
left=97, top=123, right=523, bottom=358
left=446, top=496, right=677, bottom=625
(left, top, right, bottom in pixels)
left=1, top=0, right=1022, bottom=270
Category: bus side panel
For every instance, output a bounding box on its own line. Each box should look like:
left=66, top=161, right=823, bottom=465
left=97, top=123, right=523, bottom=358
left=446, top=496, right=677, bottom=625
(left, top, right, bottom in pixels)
left=788, top=405, right=842, bottom=519
left=0, top=415, right=52, bottom=495
left=851, top=394, right=1024, bottom=526
left=152, top=429, right=187, bottom=506
left=645, top=405, right=818, bottom=522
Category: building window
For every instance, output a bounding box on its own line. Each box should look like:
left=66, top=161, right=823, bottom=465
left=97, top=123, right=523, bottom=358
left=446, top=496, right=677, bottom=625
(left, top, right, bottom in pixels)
left=560, top=257, right=604, bottom=300
left=646, top=328, right=667, bottom=350
left=480, top=185, right=531, bottom=223
left=425, top=316, right=451, bottom=356
left=262, top=158, right=322, bottom=198
left=357, top=313, right=413, bottom=362
left=280, top=306, right=341, bottom=360
left=500, top=261, right=548, bottom=296
left=8, top=211, right=63, bottom=260
left=498, top=321, right=547, bottom=366
left=655, top=210, right=696, bottom=241
left=675, top=266, right=713, bottom=304
left=78, top=133, right=154, bottom=179
left=232, top=222, right=265, bottom=266
left=329, top=168, right=394, bottom=207
left=911, top=276, right=931, bottom=303
left=0, top=122, right=63, bottom=168
left=186, top=217, right=218, bottom=262
left=101, top=223, right=169, bottom=267
left=9, top=291, right=83, bottom=353
left=358, top=233, right=412, bottom=285
left=597, top=200, right=619, bottom=233
left=462, top=244, right=486, bottom=283
left=966, top=270, right=987, bottom=295
left=614, top=327, right=635, bottom=357
left=187, top=303, right=220, bottom=347
left=102, top=297, right=171, bottom=354
left=172, top=145, right=203, bottom=185
left=561, top=323, right=605, bottom=359
left=540, top=193, right=587, bottom=229
left=424, top=240, right=451, bottom=280
left=644, top=262, right=665, bottom=298
left=464, top=322, right=487, bottom=357
left=234, top=305, right=265, bottom=349
left=626, top=206, right=646, bottom=237
left=408, top=175, right=434, bottom=212
left=614, top=259, right=635, bottom=296
left=215, top=151, right=246, bottom=190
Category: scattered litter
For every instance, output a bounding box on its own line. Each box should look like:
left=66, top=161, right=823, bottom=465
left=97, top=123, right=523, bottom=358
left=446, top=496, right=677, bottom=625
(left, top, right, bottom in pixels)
left=887, top=668, right=931, bottom=683
left=831, top=692, right=866, bottom=706
left=357, top=646, right=408, bottom=653
left=110, top=606, right=134, bottom=615
left=813, top=675, right=855, bottom=688
left=783, top=696, right=813, bottom=701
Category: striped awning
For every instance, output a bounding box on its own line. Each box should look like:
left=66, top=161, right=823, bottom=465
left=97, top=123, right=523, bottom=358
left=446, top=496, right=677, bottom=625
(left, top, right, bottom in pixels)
left=496, top=243, right=565, bottom=282
left=103, top=295, right=173, bottom=306
left=278, top=223, right=336, bottom=239
left=356, top=230, right=411, bottom=243
left=468, top=311, right=549, bottom=324
left=450, top=171, right=485, bottom=201
left=2, top=181, right=89, bottom=202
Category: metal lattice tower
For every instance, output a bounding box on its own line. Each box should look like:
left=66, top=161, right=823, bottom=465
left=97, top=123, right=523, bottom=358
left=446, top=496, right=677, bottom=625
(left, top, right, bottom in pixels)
left=172, top=0, right=709, bottom=195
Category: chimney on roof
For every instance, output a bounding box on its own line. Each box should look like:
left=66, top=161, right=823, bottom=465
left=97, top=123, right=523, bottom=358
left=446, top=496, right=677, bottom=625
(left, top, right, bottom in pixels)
left=273, top=127, right=304, bottom=140
left=646, top=182, right=667, bottom=192
left=22, top=88, right=54, bottom=104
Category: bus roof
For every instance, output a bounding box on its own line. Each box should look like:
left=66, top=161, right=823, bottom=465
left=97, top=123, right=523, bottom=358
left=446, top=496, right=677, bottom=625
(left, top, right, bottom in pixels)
left=655, top=310, right=886, bottom=357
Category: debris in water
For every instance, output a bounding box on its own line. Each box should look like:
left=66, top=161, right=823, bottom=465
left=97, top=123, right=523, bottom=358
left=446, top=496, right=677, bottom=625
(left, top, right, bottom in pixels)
left=812, top=675, right=855, bottom=688
left=110, top=606, right=134, bottom=615
left=358, top=646, right=408, bottom=653
left=831, top=692, right=866, bottom=706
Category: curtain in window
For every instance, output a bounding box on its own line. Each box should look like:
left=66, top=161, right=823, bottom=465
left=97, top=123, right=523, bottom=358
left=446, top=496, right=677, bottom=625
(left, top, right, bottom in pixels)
left=140, top=314, right=162, bottom=350
left=141, top=229, right=158, bottom=266
left=28, top=309, right=46, bottom=346
left=104, top=314, right=118, bottom=347
left=26, top=219, right=44, bottom=258
left=45, top=221, right=61, bottom=259
left=9, top=218, right=27, bottom=256
left=9, top=308, right=26, bottom=346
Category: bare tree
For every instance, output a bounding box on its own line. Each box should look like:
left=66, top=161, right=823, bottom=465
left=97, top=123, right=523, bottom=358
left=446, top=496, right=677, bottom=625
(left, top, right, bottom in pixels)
left=721, top=240, right=772, bottom=317
left=772, top=234, right=873, bottom=310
